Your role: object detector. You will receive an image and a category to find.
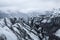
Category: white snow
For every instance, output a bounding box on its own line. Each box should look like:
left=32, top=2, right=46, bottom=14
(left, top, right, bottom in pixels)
left=41, top=19, right=47, bottom=23
left=0, top=27, right=17, bottom=40
left=55, top=29, right=60, bottom=37
left=21, top=23, right=40, bottom=40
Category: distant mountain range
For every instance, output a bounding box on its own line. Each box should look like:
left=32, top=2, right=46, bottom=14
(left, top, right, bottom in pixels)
left=0, top=8, right=60, bottom=19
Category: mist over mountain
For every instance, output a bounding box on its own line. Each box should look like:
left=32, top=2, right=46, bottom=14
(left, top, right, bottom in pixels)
left=0, top=9, right=47, bottom=18
left=0, top=11, right=9, bottom=18
left=0, top=10, right=28, bottom=19
left=0, top=8, right=60, bottom=19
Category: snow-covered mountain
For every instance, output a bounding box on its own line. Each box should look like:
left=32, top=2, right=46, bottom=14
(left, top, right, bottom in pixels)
left=0, top=15, right=60, bottom=40
left=0, top=18, right=40, bottom=40
left=0, top=8, right=60, bottom=40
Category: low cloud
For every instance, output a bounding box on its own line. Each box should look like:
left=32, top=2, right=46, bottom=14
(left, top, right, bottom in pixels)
left=0, top=0, right=60, bottom=10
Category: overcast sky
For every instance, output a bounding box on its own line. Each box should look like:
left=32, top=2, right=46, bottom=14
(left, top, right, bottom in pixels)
left=0, top=0, right=60, bottom=11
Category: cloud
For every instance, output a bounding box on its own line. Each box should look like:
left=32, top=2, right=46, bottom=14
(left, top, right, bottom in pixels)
left=0, top=0, right=60, bottom=10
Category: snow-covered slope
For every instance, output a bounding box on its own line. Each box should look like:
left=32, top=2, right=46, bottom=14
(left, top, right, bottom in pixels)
left=0, top=17, right=60, bottom=40
left=0, top=18, right=40, bottom=40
